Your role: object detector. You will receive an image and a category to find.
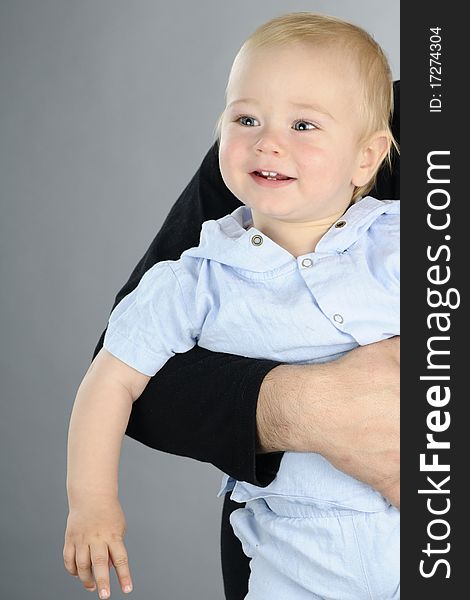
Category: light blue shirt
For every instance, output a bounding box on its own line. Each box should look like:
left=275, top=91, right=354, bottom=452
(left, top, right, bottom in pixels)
left=104, top=195, right=399, bottom=510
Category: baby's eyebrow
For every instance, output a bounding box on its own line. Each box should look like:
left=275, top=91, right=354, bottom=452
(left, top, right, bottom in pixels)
left=226, top=98, right=333, bottom=120
left=291, top=102, right=333, bottom=119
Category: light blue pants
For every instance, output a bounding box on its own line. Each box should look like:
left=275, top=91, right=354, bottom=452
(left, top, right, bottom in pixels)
left=230, top=497, right=400, bottom=600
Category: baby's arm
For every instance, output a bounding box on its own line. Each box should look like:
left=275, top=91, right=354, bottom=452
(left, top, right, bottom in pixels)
left=64, top=348, right=150, bottom=599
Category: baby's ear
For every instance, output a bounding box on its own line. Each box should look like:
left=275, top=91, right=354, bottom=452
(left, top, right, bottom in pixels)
left=352, top=132, right=390, bottom=187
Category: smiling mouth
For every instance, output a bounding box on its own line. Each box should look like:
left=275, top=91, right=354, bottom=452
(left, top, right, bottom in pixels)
left=251, top=170, right=295, bottom=181
left=249, top=172, right=296, bottom=187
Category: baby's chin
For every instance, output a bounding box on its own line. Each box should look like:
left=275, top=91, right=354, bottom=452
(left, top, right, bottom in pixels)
left=228, top=180, right=313, bottom=221
left=244, top=202, right=310, bottom=223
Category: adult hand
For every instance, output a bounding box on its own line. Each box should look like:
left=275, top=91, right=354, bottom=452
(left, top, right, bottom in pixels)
left=257, top=337, right=400, bottom=508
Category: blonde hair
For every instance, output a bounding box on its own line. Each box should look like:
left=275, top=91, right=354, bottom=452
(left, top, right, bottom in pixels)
left=213, top=12, right=398, bottom=201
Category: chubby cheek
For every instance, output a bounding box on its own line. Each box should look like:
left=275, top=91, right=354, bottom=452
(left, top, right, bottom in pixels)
left=298, top=147, right=349, bottom=188
left=297, top=139, right=336, bottom=166
left=295, top=148, right=330, bottom=188
left=218, top=135, right=248, bottom=191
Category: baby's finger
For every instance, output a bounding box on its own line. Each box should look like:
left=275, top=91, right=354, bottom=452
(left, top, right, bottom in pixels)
left=75, top=544, right=96, bottom=592
left=63, top=540, right=78, bottom=577
left=108, top=539, right=133, bottom=594
left=90, top=542, right=111, bottom=599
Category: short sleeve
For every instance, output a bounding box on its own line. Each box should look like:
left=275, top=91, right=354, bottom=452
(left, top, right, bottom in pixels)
left=103, top=261, right=199, bottom=376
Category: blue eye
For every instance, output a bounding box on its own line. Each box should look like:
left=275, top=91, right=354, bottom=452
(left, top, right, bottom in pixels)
left=236, top=115, right=317, bottom=131
left=238, top=116, right=259, bottom=127
left=293, top=120, right=316, bottom=131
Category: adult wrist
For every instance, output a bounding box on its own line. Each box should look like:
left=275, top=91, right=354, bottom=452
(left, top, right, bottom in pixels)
left=256, top=363, right=327, bottom=454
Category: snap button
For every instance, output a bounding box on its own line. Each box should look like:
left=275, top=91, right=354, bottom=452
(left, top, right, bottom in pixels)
left=251, top=234, right=263, bottom=246
left=301, top=258, right=313, bottom=268
left=335, top=220, right=347, bottom=229
left=333, top=313, right=344, bottom=324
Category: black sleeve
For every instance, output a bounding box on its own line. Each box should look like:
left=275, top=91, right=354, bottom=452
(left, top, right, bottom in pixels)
left=92, top=81, right=400, bottom=487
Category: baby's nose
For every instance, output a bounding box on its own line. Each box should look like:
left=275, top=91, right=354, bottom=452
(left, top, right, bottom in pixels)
left=255, top=137, right=285, bottom=155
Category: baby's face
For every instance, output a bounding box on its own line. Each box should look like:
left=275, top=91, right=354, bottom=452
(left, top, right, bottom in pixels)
left=219, top=43, right=368, bottom=223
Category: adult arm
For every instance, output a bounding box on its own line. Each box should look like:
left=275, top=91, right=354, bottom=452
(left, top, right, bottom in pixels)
left=257, top=339, right=400, bottom=506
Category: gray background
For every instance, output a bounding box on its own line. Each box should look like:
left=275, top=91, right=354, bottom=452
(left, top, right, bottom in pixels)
left=0, top=1, right=399, bottom=598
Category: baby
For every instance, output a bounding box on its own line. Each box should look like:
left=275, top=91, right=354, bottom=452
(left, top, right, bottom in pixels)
left=65, top=12, right=399, bottom=600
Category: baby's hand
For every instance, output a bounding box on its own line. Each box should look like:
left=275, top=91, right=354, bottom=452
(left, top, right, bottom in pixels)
left=63, top=495, right=133, bottom=598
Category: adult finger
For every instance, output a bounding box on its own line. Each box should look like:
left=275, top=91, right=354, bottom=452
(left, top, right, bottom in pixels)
left=382, top=479, right=400, bottom=510
left=75, top=544, right=97, bottom=592
left=109, top=539, right=133, bottom=594
left=90, top=542, right=111, bottom=599
left=388, top=335, right=400, bottom=362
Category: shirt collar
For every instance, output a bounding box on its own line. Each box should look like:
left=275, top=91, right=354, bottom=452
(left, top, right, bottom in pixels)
left=316, top=196, right=399, bottom=254
left=181, top=196, right=399, bottom=272
left=182, top=206, right=294, bottom=272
